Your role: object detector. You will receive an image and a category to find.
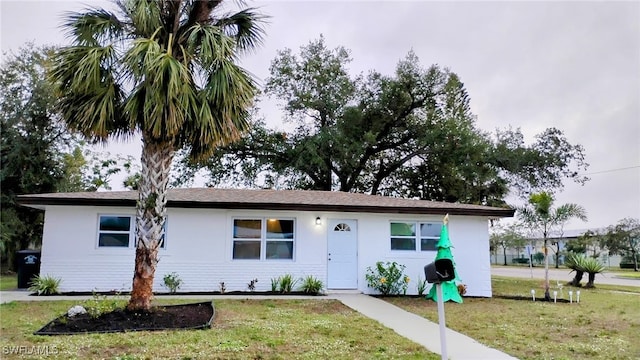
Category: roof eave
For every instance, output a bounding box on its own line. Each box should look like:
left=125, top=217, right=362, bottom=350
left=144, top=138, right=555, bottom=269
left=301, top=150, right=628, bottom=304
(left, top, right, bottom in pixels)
left=17, top=196, right=515, bottom=218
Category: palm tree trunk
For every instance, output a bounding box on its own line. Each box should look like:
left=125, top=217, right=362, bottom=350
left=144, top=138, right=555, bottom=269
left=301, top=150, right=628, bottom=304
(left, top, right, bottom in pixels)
left=586, top=272, right=596, bottom=288
left=128, top=139, right=174, bottom=311
left=570, top=270, right=584, bottom=287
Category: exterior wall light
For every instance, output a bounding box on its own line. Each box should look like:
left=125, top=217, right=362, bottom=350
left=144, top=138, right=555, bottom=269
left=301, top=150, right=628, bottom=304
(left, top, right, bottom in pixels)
left=315, top=217, right=322, bottom=225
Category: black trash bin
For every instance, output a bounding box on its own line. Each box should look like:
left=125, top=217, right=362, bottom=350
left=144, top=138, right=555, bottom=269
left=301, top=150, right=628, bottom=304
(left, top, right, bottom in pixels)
left=16, top=250, right=41, bottom=288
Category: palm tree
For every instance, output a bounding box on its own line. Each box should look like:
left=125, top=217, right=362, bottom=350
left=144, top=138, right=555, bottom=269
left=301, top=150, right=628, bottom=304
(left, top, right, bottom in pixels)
left=49, top=0, right=265, bottom=310
left=518, top=192, right=586, bottom=300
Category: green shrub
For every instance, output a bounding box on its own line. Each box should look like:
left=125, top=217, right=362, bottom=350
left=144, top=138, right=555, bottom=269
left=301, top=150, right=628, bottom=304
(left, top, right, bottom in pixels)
left=278, top=274, right=298, bottom=293
left=299, top=275, right=324, bottom=294
left=365, top=261, right=407, bottom=295
left=28, top=275, right=61, bottom=295
left=83, top=291, right=126, bottom=318
left=162, top=272, right=183, bottom=293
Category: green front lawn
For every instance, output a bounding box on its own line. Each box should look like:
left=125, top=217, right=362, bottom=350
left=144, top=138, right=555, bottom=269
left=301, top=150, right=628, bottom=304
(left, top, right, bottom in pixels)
left=0, top=274, right=17, bottom=291
left=386, top=277, right=640, bottom=360
left=609, top=270, right=640, bottom=279
left=0, top=298, right=437, bottom=360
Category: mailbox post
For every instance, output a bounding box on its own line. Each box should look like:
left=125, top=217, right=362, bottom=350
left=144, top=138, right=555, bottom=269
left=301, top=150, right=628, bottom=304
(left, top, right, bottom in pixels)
left=424, top=259, right=455, bottom=360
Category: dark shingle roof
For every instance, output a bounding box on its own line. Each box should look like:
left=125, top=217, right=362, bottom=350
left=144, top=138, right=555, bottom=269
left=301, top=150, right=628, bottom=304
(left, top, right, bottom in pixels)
left=17, top=188, right=515, bottom=217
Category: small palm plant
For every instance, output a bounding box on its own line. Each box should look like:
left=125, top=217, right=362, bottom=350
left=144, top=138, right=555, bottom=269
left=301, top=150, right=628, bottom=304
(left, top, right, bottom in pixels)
left=566, top=253, right=605, bottom=288
left=565, top=253, right=585, bottom=287
left=581, top=257, right=605, bottom=288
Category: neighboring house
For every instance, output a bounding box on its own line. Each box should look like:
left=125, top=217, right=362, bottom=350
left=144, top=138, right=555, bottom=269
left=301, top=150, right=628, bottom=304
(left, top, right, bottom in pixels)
left=18, top=188, right=514, bottom=296
left=492, top=228, right=621, bottom=267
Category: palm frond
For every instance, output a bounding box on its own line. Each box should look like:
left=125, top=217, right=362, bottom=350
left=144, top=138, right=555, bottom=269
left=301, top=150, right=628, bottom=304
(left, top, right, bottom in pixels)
left=566, top=254, right=604, bottom=273
left=125, top=0, right=164, bottom=38
left=123, top=37, right=163, bottom=81
left=63, top=9, right=125, bottom=46
left=182, top=59, right=255, bottom=160
left=49, top=45, right=129, bottom=140
left=184, top=23, right=235, bottom=66
left=214, top=8, right=267, bottom=54
left=554, top=203, right=587, bottom=222
left=123, top=37, right=199, bottom=142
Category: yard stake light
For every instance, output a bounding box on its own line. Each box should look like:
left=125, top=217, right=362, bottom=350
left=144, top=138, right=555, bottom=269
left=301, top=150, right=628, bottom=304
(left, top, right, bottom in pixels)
left=576, top=290, right=580, bottom=303
left=531, top=289, right=535, bottom=301
left=553, top=291, right=557, bottom=303
left=569, top=290, right=573, bottom=303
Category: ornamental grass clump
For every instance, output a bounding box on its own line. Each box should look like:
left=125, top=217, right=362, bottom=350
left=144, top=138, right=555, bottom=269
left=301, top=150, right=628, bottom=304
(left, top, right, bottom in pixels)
left=365, top=261, right=407, bottom=295
left=416, top=276, right=428, bottom=296
left=278, top=274, right=298, bottom=293
left=299, top=275, right=324, bottom=294
left=28, top=275, right=62, bottom=296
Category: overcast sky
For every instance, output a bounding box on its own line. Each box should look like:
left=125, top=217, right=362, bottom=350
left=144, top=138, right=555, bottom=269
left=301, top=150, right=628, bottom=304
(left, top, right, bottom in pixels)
left=1, top=1, right=639, bottom=231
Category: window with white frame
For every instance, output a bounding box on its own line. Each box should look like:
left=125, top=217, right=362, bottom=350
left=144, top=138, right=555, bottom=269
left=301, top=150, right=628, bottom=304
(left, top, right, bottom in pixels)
left=390, top=221, right=441, bottom=251
left=97, top=215, right=166, bottom=248
left=98, top=215, right=133, bottom=247
left=233, top=218, right=295, bottom=260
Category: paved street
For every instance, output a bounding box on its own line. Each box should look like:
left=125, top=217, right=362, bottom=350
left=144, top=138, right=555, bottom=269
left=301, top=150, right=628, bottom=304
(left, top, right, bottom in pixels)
left=492, top=266, right=640, bottom=287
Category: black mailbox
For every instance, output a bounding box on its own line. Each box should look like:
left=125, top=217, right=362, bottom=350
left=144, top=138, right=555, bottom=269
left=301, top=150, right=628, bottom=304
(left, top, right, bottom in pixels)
left=424, top=259, right=455, bottom=284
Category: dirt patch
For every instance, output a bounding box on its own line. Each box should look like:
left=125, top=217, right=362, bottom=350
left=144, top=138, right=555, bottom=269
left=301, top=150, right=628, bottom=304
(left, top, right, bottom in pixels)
left=34, top=301, right=214, bottom=335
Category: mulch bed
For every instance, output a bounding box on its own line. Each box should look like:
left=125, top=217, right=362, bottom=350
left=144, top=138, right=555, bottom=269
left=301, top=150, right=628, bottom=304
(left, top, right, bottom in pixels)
left=34, top=301, right=215, bottom=335
left=44, top=291, right=322, bottom=296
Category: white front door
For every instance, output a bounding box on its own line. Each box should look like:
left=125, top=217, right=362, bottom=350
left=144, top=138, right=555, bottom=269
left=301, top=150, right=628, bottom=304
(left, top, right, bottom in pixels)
left=327, top=219, right=358, bottom=289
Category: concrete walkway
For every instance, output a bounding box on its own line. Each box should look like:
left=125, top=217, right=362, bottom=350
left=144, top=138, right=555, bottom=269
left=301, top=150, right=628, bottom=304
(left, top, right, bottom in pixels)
left=0, top=290, right=517, bottom=359
left=335, top=294, right=518, bottom=360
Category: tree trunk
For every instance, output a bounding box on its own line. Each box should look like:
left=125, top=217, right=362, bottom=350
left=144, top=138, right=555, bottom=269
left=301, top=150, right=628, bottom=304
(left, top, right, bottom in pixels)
left=503, top=247, right=507, bottom=266
left=554, top=243, right=560, bottom=269
left=569, top=270, right=584, bottom=287
left=128, top=139, right=174, bottom=311
left=585, top=272, right=596, bottom=288
left=544, top=240, right=550, bottom=300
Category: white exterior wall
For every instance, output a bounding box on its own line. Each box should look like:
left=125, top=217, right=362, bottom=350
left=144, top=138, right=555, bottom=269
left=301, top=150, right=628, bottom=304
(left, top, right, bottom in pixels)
left=40, top=206, right=492, bottom=296
left=355, top=213, right=491, bottom=297
left=40, top=206, right=327, bottom=293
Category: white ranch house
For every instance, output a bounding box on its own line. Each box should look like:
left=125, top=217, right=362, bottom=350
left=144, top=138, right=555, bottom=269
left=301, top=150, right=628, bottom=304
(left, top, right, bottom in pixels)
left=19, top=189, right=514, bottom=296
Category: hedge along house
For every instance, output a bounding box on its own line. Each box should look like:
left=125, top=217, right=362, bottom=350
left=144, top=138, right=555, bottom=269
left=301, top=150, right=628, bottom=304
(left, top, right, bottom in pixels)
left=18, top=188, right=514, bottom=296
